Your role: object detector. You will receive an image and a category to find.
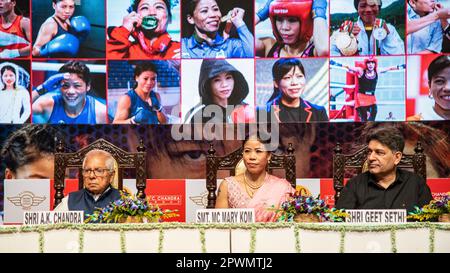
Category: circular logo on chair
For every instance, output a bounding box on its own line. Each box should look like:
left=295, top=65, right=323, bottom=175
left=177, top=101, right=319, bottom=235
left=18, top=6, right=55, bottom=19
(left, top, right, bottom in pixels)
left=7, top=191, right=46, bottom=210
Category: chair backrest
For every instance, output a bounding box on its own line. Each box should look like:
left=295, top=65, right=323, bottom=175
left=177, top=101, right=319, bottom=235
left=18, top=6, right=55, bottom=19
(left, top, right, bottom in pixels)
left=332, top=141, right=427, bottom=202
left=206, top=143, right=296, bottom=208
left=53, top=138, right=147, bottom=207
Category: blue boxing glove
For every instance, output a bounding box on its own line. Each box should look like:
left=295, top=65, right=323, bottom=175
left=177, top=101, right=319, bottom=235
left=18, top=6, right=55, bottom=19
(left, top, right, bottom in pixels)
left=132, top=107, right=152, bottom=124
left=40, top=33, right=80, bottom=57
left=397, top=64, right=406, bottom=70
left=34, top=73, right=66, bottom=96
left=70, top=16, right=91, bottom=43
left=150, top=91, right=163, bottom=112
left=330, top=59, right=342, bottom=67
left=312, top=0, right=327, bottom=20
left=256, top=0, right=274, bottom=22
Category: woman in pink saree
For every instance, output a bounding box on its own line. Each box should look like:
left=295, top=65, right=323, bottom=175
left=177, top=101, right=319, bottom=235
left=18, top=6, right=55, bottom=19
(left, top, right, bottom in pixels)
left=215, top=136, right=295, bottom=222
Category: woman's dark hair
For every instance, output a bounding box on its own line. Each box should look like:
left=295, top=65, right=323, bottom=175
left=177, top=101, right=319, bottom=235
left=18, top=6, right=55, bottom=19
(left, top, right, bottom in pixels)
left=185, top=0, right=215, bottom=16
left=267, top=58, right=306, bottom=102
left=1, top=125, right=58, bottom=173
left=58, top=61, right=91, bottom=86
left=354, top=0, right=382, bottom=10
left=1, top=65, right=17, bottom=90
left=242, top=125, right=279, bottom=152
left=427, top=55, right=450, bottom=87
left=130, top=0, right=172, bottom=22
left=243, top=134, right=272, bottom=147
left=133, top=62, right=158, bottom=89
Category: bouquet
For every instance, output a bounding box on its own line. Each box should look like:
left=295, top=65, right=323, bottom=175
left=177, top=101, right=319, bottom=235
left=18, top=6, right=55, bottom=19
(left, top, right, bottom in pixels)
left=407, top=192, right=450, bottom=222
left=276, top=192, right=347, bottom=222
left=85, top=191, right=179, bottom=223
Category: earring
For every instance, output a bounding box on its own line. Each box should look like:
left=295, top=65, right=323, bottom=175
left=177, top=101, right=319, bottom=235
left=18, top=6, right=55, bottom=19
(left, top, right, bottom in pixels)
left=428, top=92, right=433, bottom=99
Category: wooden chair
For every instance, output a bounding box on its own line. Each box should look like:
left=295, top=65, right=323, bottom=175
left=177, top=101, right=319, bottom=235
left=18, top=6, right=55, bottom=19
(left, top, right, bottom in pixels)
left=53, top=138, right=147, bottom=206
left=332, top=141, right=427, bottom=202
left=205, top=143, right=296, bottom=208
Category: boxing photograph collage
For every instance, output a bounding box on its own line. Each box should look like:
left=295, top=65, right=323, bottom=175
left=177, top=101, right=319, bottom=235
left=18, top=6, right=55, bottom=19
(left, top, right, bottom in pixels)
left=0, top=0, right=449, bottom=125
left=0, top=0, right=450, bottom=226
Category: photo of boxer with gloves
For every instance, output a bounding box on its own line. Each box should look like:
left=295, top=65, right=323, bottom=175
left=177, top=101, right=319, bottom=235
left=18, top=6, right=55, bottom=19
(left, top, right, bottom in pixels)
left=0, top=0, right=31, bottom=58
left=113, top=62, right=167, bottom=124
left=330, top=56, right=405, bottom=121
left=32, top=0, right=91, bottom=57
left=330, top=0, right=404, bottom=56
left=107, top=0, right=180, bottom=59
left=31, top=61, right=107, bottom=124
left=184, top=59, right=254, bottom=124
left=255, top=0, right=329, bottom=58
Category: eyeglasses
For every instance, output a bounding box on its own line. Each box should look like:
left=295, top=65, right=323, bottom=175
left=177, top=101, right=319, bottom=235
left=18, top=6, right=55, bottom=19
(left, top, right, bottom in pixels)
left=81, top=168, right=112, bottom=177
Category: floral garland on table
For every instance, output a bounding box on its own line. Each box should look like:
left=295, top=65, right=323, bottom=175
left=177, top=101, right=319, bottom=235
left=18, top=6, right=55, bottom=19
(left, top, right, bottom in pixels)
left=275, top=193, right=348, bottom=222
left=407, top=192, right=450, bottom=222
left=2, top=222, right=449, bottom=253
left=84, top=191, right=179, bottom=223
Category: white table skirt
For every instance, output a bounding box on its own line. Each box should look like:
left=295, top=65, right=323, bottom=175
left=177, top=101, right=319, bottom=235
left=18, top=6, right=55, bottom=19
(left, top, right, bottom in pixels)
left=0, top=222, right=449, bottom=253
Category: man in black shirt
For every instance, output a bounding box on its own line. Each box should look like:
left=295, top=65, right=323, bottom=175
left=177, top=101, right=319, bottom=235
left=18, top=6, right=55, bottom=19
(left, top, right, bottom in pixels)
left=335, top=127, right=432, bottom=212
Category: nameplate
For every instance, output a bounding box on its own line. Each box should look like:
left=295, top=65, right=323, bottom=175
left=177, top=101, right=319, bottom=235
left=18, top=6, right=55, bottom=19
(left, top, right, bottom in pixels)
left=345, top=209, right=407, bottom=223
left=23, top=211, right=84, bottom=225
left=196, top=209, right=255, bottom=223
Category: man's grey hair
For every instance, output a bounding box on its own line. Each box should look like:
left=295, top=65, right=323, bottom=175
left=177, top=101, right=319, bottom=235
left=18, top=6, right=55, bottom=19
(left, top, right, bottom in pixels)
left=82, top=149, right=115, bottom=171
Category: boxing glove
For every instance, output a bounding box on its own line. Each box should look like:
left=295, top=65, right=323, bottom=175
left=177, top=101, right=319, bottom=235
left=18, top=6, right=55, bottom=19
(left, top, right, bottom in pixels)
left=40, top=34, right=80, bottom=57
left=34, top=73, right=66, bottom=96
left=70, top=16, right=91, bottom=42
left=312, top=0, right=328, bottom=20
left=330, top=59, right=342, bottom=67
left=132, top=107, right=152, bottom=123
left=231, top=104, right=256, bottom=123
left=256, top=0, right=274, bottom=22
left=150, top=91, right=162, bottom=112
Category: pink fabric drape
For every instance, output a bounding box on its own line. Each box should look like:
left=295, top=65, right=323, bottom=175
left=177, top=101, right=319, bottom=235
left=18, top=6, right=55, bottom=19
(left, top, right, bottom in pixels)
left=226, top=174, right=295, bottom=222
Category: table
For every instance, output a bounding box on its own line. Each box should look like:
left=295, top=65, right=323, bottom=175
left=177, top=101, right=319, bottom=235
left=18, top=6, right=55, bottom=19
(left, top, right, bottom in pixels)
left=0, top=222, right=449, bottom=253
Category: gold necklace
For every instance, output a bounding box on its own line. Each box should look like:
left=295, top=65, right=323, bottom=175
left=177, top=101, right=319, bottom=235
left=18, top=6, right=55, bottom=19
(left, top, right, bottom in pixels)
left=244, top=172, right=264, bottom=190
left=244, top=182, right=255, bottom=198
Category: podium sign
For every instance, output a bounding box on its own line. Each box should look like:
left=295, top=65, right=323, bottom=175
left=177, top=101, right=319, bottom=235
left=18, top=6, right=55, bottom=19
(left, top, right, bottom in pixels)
left=196, top=208, right=255, bottom=223
left=345, top=209, right=407, bottom=223
left=23, top=211, right=84, bottom=225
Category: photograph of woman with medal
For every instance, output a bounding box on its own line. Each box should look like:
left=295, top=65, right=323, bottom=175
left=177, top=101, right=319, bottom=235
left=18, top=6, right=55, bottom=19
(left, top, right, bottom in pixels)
left=254, top=0, right=329, bottom=58
left=330, top=0, right=405, bottom=56
left=329, top=56, right=406, bottom=122
left=106, top=0, right=181, bottom=59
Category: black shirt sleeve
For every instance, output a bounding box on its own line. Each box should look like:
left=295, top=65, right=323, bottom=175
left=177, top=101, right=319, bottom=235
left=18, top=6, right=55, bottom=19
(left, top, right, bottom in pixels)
left=335, top=178, right=358, bottom=209
left=417, top=177, right=433, bottom=207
